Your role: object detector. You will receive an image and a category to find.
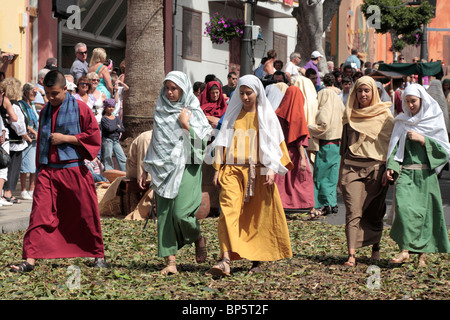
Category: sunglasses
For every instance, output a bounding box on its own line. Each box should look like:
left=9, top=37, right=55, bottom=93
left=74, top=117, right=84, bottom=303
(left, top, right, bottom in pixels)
left=90, top=79, right=100, bottom=82
left=79, top=82, right=90, bottom=86
left=77, top=51, right=88, bottom=55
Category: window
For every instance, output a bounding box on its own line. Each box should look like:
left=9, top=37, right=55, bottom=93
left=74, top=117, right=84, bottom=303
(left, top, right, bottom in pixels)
left=183, top=8, right=202, bottom=62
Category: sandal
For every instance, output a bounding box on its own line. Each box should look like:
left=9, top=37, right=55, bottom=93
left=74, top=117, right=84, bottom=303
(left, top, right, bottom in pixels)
left=390, top=250, right=410, bottom=264
left=161, top=260, right=177, bottom=275
left=3, top=196, right=21, bottom=204
left=308, top=208, right=323, bottom=220
left=371, top=244, right=381, bottom=261
left=418, top=253, right=427, bottom=268
left=10, top=261, right=35, bottom=273
left=344, top=254, right=356, bottom=267
left=321, top=205, right=332, bottom=216
left=249, top=261, right=263, bottom=275
left=195, top=235, right=207, bottom=264
left=209, top=258, right=231, bottom=277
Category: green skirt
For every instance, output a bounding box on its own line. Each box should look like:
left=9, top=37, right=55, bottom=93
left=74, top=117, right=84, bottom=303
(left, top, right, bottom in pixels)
left=390, top=167, right=450, bottom=253
left=156, top=164, right=202, bottom=257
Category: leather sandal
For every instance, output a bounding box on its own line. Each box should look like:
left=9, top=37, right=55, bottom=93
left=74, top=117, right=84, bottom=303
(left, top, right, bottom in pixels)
left=418, top=253, right=427, bottom=267
left=344, top=254, right=356, bottom=267
left=161, top=260, right=177, bottom=275
left=371, top=244, right=381, bottom=260
left=249, top=261, right=263, bottom=274
left=308, top=208, right=323, bottom=220
left=390, top=250, right=410, bottom=264
left=195, top=235, right=207, bottom=264
left=209, top=258, right=231, bottom=277
left=10, top=261, right=35, bottom=273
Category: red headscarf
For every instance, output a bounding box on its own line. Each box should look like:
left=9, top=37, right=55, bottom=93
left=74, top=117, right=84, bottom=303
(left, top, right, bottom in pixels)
left=199, top=81, right=228, bottom=118
left=275, top=86, right=310, bottom=143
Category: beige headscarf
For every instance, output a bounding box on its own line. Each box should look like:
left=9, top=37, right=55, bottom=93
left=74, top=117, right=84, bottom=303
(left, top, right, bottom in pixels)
left=292, top=76, right=318, bottom=126
left=343, top=76, right=394, bottom=161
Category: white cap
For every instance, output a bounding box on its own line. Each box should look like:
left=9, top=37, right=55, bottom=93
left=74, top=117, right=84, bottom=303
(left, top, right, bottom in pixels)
left=311, top=51, right=324, bottom=59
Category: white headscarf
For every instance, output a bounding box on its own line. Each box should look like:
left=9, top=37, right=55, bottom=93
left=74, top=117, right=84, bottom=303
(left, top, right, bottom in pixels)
left=143, top=71, right=211, bottom=199
left=387, top=83, right=450, bottom=173
left=210, top=74, right=288, bottom=175
left=265, top=84, right=285, bottom=111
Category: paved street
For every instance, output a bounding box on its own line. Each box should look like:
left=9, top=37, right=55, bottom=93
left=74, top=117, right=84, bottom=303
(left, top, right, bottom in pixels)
left=1, top=168, right=450, bottom=233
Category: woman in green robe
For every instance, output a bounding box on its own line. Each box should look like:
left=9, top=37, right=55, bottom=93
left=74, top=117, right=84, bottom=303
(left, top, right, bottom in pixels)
left=140, top=71, right=212, bottom=275
left=385, top=84, right=450, bottom=267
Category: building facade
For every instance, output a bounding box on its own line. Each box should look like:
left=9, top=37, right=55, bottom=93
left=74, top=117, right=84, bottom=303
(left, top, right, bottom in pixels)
left=1, top=0, right=448, bottom=85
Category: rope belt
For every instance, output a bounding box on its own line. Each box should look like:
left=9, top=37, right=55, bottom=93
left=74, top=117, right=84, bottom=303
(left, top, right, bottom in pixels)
left=225, top=161, right=264, bottom=203
left=343, top=158, right=384, bottom=168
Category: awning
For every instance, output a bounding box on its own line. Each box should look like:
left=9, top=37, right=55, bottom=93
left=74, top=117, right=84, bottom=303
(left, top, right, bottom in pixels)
left=367, top=70, right=405, bottom=84
left=378, top=61, right=444, bottom=79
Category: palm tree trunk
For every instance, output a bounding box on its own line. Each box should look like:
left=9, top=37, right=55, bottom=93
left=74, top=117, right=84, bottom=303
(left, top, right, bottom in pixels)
left=123, top=0, right=166, bottom=141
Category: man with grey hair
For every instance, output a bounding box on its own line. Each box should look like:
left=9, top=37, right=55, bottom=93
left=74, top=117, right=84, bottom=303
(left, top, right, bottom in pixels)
left=70, top=42, right=89, bottom=83
left=284, top=52, right=305, bottom=84
left=34, top=68, right=50, bottom=110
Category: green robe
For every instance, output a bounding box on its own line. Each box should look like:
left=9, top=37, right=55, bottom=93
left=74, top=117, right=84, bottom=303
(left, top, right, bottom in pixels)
left=388, top=137, right=450, bottom=253
left=156, top=127, right=208, bottom=257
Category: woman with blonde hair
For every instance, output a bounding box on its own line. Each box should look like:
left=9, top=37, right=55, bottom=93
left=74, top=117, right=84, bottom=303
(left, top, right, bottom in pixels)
left=0, top=78, right=30, bottom=204
left=339, top=76, right=394, bottom=266
left=87, top=72, right=107, bottom=123
left=88, top=48, right=113, bottom=99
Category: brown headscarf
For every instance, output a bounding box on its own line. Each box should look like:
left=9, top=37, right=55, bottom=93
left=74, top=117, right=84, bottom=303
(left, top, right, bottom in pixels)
left=276, top=86, right=310, bottom=144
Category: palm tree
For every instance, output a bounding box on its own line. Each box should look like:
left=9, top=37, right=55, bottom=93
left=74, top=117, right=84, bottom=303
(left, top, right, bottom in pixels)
left=123, top=0, right=166, bottom=141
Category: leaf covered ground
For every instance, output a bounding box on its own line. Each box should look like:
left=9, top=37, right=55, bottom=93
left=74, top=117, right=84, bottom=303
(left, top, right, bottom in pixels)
left=0, top=213, right=448, bottom=301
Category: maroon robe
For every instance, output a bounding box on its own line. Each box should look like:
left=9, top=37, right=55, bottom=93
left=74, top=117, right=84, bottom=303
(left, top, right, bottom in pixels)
left=22, top=99, right=104, bottom=259
left=274, top=118, right=315, bottom=210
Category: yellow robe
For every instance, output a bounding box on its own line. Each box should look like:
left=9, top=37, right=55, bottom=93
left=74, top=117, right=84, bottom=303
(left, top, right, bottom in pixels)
left=213, top=110, right=293, bottom=261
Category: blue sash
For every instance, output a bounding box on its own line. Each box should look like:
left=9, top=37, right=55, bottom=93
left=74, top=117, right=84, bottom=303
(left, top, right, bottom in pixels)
left=38, top=92, right=82, bottom=165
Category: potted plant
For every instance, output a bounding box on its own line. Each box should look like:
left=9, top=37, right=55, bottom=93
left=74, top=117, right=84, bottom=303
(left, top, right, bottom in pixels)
left=204, top=12, right=245, bottom=45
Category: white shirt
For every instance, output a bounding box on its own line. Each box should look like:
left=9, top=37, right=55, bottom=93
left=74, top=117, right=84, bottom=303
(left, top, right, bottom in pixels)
left=284, top=61, right=300, bottom=78
left=7, top=102, right=28, bottom=152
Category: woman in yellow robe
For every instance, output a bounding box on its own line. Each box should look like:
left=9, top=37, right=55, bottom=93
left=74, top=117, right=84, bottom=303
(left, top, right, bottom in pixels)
left=208, top=75, right=293, bottom=276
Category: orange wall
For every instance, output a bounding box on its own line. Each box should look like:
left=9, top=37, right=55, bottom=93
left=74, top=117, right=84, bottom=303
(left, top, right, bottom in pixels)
left=427, top=0, right=450, bottom=64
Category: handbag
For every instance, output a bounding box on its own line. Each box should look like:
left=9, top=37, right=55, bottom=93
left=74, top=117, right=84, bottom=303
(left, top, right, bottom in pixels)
left=0, top=146, right=11, bottom=169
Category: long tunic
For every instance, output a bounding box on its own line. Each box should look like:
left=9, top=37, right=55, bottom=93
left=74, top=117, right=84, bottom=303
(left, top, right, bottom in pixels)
left=388, top=137, right=450, bottom=253
left=340, top=124, right=389, bottom=249
left=156, top=127, right=207, bottom=257
left=213, top=110, right=293, bottom=261
left=22, top=100, right=104, bottom=259
left=274, top=117, right=314, bottom=210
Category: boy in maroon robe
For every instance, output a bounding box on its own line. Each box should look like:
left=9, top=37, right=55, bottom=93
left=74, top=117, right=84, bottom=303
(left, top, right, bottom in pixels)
left=10, top=70, right=106, bottom=272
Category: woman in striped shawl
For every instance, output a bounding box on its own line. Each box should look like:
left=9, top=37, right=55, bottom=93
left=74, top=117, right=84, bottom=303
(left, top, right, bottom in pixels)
left=140, top=71, right=212, bottom=275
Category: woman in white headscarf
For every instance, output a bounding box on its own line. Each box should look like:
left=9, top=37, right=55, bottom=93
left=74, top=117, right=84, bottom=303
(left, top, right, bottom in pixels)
left=385, top=83, right=450, bottom=266
left=208, top=75, right=293, bottom=276
left=140, top=71, right=212, bottom=275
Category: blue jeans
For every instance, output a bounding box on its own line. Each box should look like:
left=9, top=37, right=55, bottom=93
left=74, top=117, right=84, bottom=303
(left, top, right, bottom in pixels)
left=102, top=138, right=126, bottom=172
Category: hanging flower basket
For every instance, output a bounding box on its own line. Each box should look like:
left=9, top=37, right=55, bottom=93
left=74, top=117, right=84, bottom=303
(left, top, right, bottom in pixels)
left=204, top=12, right=244, bottom=45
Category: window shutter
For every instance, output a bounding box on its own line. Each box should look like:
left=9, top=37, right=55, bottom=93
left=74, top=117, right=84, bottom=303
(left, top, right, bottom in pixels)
left=183, top=8, right=202, bottom=62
